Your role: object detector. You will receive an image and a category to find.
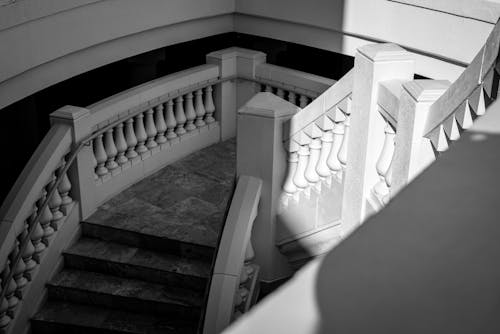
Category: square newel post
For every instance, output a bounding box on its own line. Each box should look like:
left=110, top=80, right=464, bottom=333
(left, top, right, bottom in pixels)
left=206, top=48, right=266, bottom=141
left=391, top=80, right=450, bottom=195
left=50, top=106, right=96, bottom=220
left=237, top=92, right=297, bottom=281
left=342, top=44, right=415, bottom=235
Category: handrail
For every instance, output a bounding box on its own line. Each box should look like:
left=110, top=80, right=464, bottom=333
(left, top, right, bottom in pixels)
left=424, top=19, right=500, bottom=136
left=284, top=69, right=353, bottom=142
left=203, top=175, right=262, bottom=334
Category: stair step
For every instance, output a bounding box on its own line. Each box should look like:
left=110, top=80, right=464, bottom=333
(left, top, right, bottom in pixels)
left=64, top=238, right=210, bottom=292
left=47, top=269, right=203, bottom=319
left=82, top=221, right=216, bottom=261
left=32, top=301, right=197, bottom=334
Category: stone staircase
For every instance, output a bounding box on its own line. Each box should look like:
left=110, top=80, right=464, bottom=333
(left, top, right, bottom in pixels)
left=31, top=138, right=236, bottom=333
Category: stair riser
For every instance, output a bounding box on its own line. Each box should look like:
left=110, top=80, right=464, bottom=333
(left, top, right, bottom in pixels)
left=63, top=254, right=207, bottom=293
left=47, top=286, right=201, bottom=320
left=82, top=223, right=215, bottom=261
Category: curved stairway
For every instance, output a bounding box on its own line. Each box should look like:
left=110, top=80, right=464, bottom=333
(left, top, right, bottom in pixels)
left=31, top=138, right=236, bottom=333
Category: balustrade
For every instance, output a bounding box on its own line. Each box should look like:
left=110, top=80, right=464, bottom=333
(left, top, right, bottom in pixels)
left=90, top=85, right=217, bottom=182
left=260, top=84, right=312, bottom=108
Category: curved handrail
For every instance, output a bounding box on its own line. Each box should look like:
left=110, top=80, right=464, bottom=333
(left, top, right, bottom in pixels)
left=284, top=69, right=353, bottom=142
left=203, top=175, right=262, bottom=334
left=424, top=19, right=500, bottom=136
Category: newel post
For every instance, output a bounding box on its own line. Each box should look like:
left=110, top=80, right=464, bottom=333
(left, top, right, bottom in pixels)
left=50, top=106, right=96, bottom=219
left=342, top=44, right=414, bottom=235
left=391, top=80, right=450, bottom=195
left=206, top=48, right=266, bottom=141
left=237, top=92, right=295, bottom=281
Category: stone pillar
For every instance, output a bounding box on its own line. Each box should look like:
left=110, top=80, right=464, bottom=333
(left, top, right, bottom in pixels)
left=391, top=80, right=450, bottom=195
left=341, top=44, right=415, bottom=235
left=50, top=106, right=96, bottom=219
left=237, top=92, right=296, bottom=281
left=206, top=48, right=266, bottom=141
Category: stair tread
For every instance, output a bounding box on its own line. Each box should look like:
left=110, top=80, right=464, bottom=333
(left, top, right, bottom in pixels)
left=49, top=269, right=203, bottom=307
left=32, top=300, right=197, bottom=334
left=65, top=238, right=211, bottom=278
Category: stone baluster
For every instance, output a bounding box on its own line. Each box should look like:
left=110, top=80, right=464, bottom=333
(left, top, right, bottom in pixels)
left=2, top=266, right=18, bottom=317
left=0, top=289, right=10, bottom=331
left=57, top=165, right=73, bottom=214
left=337, top=115, right=350, bottom=173
left=299, top=95, right=308, bottom=108
left=304, top=139, right=321, bottom=184
left=164, top=100, right=177, bottom=140
left=327, top=122, right=344, bottom=176
left=154, top=104, right=167, bottom=145
left=204, top=85, right=216, bottom=124
left=382, top=158, right=394, bottom=204
left=38, top=191, right=54, bottom=246
left=174, top=96, right=187, bottom=136
left=293, top=145, right=310, bottom=190
left=47, top=176, right=64, bottom=230
left=19, top=223, right=36, bottom=281
left=134, top=113, right=148, bottom=154
left=276, top=88, right=285, bottom=99
left=124, top=118, right=138, bottom=160
left=114, top=123, right=128, bottom=166
left=90, top=140, right=98, bottom=180
left=264, top=85, right=273, bottom=93
left=373, top=122, right=396, bottom=202
left=184, top=92, right=197, bottom=131
left=194, top=89, right=206, bottom=127
left=287, top=91, right=297, bottom=105
left=316, top=130, right=334, bottom=177
left=9, top=242, right=27, bottom=299
left=283, top=152, right=299, bottom=194
left=29, top=207, right=45, bottom=263
left=144, top=108, right=158, bottom=150
left=93, top=134, right=108, bottom=177
left=103, top=129, right=118, bottom=171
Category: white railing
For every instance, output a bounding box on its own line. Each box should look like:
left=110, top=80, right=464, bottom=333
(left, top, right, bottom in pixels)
left=203, top=175, right=262, bottom=334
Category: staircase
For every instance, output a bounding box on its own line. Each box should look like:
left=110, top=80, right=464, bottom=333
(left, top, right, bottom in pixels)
left=31, top=138, right=236, bottom=333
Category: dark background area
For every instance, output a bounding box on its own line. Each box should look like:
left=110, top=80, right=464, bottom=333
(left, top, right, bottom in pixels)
left=0, top=32, right=356, bottom=205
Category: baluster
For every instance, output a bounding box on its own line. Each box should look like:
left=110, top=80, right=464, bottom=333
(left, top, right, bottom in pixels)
left=204, top=85, right=216, bottom=124
left=38, top=191, right=54, bottom=246
left=287, top=91, right=297, bottom=105
left=144, top=108, right=158, bottom=149
left=283, top=152, right=299, bottom=194
left=264, top=85, right=273, bottom=93
left=114, top=123, right=128, bottom=165
left=327, top=123, right=344, bottom=176
left=293, top=145, right=310, bottom=189
left=9, top=243, right=27, bottom=299
left=134, top=113, right=148, bottom=154
left=19, top=223, right=36, bottom=281
left=93, top=135, right=108, bottom=177
left=2, top=267, right=18, bottom=317
left=299, top=95, right=308, bottom=108
left=165, top=100, right=177, bottom=140
left=47, top=176, right=64, bottom=230
left=184, top=92, right=197, bottom=131
left=373, top=123, right=395, bottom=201
left=29, top=207, right=45, bottom=263
left=103, top=129, right=118, bottom=171
left=124, top=118, right=138, bottom=159
left=154, top=104, right=167, bottom=145
left=175, top=96, right=187, bottom=136
left=316, top=130, right=333, bottom=177
left=194, top=89, right=206, bottom=127
left=0, top=288, right=10, bottom=330
left=337, top=115, right=350, bottom=172
left=90, top=140, right=98, bottom=180
left=383, top=159, right=394, bottom=204
left=57, top=166, right=73, bottom=213
left=304, top=139, right=321, bottom=183
left=276, top=88, right=285, bottom=99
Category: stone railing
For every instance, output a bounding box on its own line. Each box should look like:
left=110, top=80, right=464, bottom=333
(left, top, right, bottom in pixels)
left=203, top=175, right=262, bottom=334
